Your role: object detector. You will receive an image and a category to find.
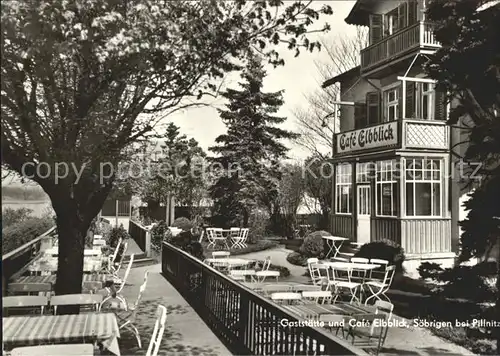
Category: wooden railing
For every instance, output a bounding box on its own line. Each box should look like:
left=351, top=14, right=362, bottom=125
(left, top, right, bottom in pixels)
left=129, top=219, right=151, bottom=256
left=161, top=242, right=366, bottom=355
left=2, top=226, right=56, bottom=295
left=361, top=22, right=440, bottom=71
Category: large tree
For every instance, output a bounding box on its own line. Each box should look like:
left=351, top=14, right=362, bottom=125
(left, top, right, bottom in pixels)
left=424, top=0, right=500, bottom=349
left=1, top=0, right=333, bottom=299
left=210, top=53, right=297, bottom=227
left=303, top=155, right=332, bottom=230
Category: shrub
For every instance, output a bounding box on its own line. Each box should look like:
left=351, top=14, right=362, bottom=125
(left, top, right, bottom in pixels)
left=286, top=251, right=309, bottom=266
left=106, top=224, right=129, bottom=248
left=418, top=261, right=497, bottom=303
left=2, top=217, right=54, bottom=254
left=298, top=230, right=329, bottom=258
left=248, top=209, right=269, bottom=243
left=2, top=207, right=34, bottom=228
left=150, top=220, right=169, bottom=250
left=170, top=229, right=205, bottom=260
left=171, top=217, right=193, bottom=231
left=355, top=239, right=405, bottom=273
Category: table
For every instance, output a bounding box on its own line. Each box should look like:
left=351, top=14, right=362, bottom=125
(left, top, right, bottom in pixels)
left=321, top=261, right=380, bottom=271
left=205, top=258, right=254, bottom=268
left=11, top=274, right=111, bottom=292
left=321, top=235, right=349, bottom=258
left=3, top=313, right=121, bottom=355
left=44, top=247, right=102, bottom=257
left=282, top=302, right=374, bottom=320
left=28, top=257, right=104, bottom=274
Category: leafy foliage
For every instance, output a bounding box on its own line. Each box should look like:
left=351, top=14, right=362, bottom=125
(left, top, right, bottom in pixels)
left=171, top=217, right=193, bottom=231
left=169, top=229, right=205, bottom=260
left=106, top=224, right=129, bottom=248
left=298, top=230, right=329, bottom=258
left=286, top=251, right=309, bottom=266
left=355, top=239, right=405, bottom=273
left=2, top=207, right=34, bottom=228
left=150, top=220, right=168, bottom=250
left=2, top=216, right=54, bottom=254
left=1, top=0, right=332, bottom=293
left=209, top=53, right=297, bottom=227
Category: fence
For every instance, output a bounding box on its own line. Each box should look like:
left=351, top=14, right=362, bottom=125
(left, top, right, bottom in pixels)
left=161, top=242, right=365, bottom=355
left=128, top=219, right=151, bottom=257
left=2, top=226, right=56, bottom=296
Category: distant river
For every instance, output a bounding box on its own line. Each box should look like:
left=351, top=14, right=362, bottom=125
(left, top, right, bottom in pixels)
left=2, top=200, right=53, bottom=217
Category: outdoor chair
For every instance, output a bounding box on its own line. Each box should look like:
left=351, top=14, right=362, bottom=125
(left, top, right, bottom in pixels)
left=301, top=290, right=333, bottom=305
left=50, top=294, right=103, bottom=314
left=229, top=228, right=241, bottom=248
left=255, top=270, right=280, bottom=283
left=229, top=269, right=256, bottom=282
left=307, top=258, right=326, bottom=286
left=2, top=296, right=48, bottom=316
left=330, top=267, right=362, bottom=304
left=103, top=254, right=135, bottom=311
left=197, top=229, right=205, bottom=244
left=100, top=237, right=123, bottom=274
left=239, top=228, right=249, bottom=248
left=368, top=259, right=389, bottom=280
left=320, top=314, right=348, bottom=336
left=344, top=313, right=388, bottom=355
left=8, top=282, right=52, bottom=297
left=313, top=263, right=337, bottom=291
left=206, top=229, right=229, bottom=249
left=270, top=292, right=302, bottom=305
left=11, top=344, right=95, bottom=356
left=145, top=305, right=168, bottom=356
left=114, top=270, right=150, bottom=348
left=364, top=266, right=396, bottom=305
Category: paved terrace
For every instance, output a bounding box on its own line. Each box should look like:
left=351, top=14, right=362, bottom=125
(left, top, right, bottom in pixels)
left=117, top=263, right=231, bottom=355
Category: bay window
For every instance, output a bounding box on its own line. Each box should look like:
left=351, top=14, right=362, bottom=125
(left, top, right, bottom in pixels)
left=376, top=160, right=399, bottom=217
left=405, top=158, right=442, bottom=216
left=335, top=164, right=352, bottom=214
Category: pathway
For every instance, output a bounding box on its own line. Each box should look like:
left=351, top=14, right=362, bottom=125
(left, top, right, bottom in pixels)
left=237, top=246, right=475, bottom=356
left=115, top=263, right=231, bottom=355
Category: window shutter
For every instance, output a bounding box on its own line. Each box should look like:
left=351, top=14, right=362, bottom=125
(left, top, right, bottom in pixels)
left=408, top=0, right=418, bottom=25
left=398, top=3, right=407, bottom=29
left=354, top=102, right=367, bottom=129
left=405, top=82, right=416, bottom=118
left=369, top=14, right=383, bottom=44
left=435, top=90, right=447, bottom=121
left=366, top=92, right=381, bottom=125
left=398, top=85, right=403, bottom=120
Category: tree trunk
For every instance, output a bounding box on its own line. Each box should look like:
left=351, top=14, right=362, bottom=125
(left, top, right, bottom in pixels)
left=242, top=209, right=249, bottom=228
left=54, top=211, right=87, bottom=314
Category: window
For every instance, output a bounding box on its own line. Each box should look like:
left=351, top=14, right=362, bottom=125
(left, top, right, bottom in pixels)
left=405, top=158, right=442, bottom=217
left=336, top=164, right=352, bottom=214
left=376, top=160, right=399, bottom=217
left=357, top=162, right=371, bottom=183
left=384, top=87, right=399, bottom=121
left=421, top=83, right=435, bottom=120
left=366, top=92, right=381, bottom=125
left=405, top=81, right=438, bottom=120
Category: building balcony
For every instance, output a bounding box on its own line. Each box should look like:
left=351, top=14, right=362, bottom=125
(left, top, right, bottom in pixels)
left=334, top=119, right=449, bottom=156
left=361, top=22, right=440, bottom=73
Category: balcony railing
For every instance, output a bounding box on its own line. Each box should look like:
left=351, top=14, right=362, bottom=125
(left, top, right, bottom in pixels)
left=361, top=22, right=440, bottom=71
left=161, top=241, right=365, bottom=355
left=334, top=119, right=449, bottom=155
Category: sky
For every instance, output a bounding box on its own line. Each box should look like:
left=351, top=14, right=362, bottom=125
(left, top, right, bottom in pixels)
left=165, top=1, right=358, bottom=162
left=2, top=1, right=359, bottom=186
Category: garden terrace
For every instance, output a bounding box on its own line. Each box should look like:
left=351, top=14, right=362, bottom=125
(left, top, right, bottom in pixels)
left=161, top=241, right=365, bottom=355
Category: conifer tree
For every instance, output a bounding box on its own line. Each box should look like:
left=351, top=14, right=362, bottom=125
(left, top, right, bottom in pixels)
left=210, top=53, right=297, bottom=227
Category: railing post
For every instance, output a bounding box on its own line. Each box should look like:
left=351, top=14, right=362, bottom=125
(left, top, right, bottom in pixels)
left=419, top=21, right=424, bottom=45
left=238, top=294, right=250, bottom=352
left=145, top=229, right=151, bottom=257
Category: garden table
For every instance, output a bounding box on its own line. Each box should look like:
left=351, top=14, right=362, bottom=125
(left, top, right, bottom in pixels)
left=281, top=304, right=347, bottom=320
left=2, top=313, right=121, bottom=355
left=28, top=256, right=104, bottom=274
left=205, top=258, right=254, bottom=269
left=44, top=247, right=102, bottom=257
left=321, top=235, right=349, bottom=258
left=11, top=274, right=111, bottom=293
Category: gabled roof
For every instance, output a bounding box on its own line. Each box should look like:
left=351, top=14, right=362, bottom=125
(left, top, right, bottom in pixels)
left=322, top=66, right=361, bottom=88
left=345, top=0, right=377, bottom=26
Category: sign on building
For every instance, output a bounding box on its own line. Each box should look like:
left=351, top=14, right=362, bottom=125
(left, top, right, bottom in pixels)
left=336, top=121, right=398, bottom=154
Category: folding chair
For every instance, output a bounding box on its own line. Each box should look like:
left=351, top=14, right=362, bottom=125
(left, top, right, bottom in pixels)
left=2, top=296, right=48, bottom=316
left=331, top=267, right=362, bottom=304
left=255, top=270, right=280, bottom=283
left=344, top=313, right=388, bottom=355
left=368, top=259, right=390, bottom=280
left=229, top=228, right=242, bottom=248
left=145, top=305, right=168, bottom=356
left=239, top=228, right=249, bottom=248
left=114, top=270, right=150, bottom=348
left=101, top=237, right=123, bottom=274
left=364, top=266, right=395, bottom=305
left=102, top=254, right=135, bottom=310
left=50, top=294, right=103, bottom=314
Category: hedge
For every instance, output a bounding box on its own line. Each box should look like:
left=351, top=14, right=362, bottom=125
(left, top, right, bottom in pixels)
left=2, top=217, right=54, bottom=254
